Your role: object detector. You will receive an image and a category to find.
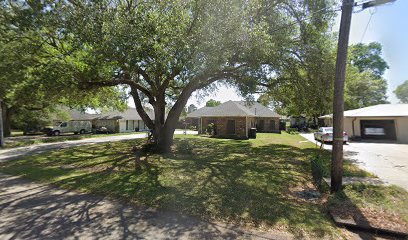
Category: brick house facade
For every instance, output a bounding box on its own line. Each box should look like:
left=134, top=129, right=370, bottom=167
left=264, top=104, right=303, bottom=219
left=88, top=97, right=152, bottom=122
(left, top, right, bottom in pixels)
left=187, top=101, right=281, bottom=139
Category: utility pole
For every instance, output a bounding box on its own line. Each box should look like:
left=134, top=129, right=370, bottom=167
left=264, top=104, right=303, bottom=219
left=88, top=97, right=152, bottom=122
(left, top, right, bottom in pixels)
left=0, top=99, right=4, bottom=148
left=331, top=0, right=396, bottom=193
left=331, top=0, right=354, bottom=193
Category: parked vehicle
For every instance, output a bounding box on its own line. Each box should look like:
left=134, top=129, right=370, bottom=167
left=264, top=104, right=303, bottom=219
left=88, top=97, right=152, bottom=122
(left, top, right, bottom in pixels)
left=95, top=126, right=110, bottom=134
left=47, top=121, right=92, bottom=136
left=314, top=127, right=348, bottom=143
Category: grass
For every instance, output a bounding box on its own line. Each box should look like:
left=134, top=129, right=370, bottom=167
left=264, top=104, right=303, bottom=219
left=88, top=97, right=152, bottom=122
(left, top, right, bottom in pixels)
left=0, top=133, right=373, bottom=238
left=3, top=132, right=146, bottom=149
left=328, top=184, right=408, bottom=231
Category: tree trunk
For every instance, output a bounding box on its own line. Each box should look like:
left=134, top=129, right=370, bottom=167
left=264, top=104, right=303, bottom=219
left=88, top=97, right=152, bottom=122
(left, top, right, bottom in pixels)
left=131, top=82, right=197, bottom=153
left=1, top=102, right=11, bottom=137
left=156, top=125, right=176, bottom=153
left=0, top=99, right=4, bottom=147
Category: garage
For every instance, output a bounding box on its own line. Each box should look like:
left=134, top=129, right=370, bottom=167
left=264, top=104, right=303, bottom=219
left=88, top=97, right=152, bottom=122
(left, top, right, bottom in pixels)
left=360, top=120, right=396, bottom=140
left=319, top=104, right=408, bottom=143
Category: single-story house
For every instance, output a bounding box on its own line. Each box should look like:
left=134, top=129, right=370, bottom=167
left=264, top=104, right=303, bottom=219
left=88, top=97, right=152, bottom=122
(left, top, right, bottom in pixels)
left=186, top=101, right=281, bottom=139
left=61, top=108, right=154, bottom=133
left=93, top=108, right=154, bottom=133
left=319, top=104, right=408, bottom=143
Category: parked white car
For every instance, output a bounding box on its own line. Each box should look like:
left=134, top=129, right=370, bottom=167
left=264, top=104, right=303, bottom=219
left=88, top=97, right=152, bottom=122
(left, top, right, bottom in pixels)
left=314, top=127, right=348, bottom=143
left=47, top=121, right=92, bottom=136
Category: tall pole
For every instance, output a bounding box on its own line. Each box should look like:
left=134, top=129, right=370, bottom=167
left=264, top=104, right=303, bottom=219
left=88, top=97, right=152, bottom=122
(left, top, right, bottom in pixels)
left=331, top=0, right=354, bottom=193
left=0, top=99, right=4, bottom=148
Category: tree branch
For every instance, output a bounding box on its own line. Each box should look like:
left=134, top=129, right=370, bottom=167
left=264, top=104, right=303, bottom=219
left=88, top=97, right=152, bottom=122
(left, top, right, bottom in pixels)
left=83, top=78, right=155, bottom=102
left=130, top=88, right=154, bottom=129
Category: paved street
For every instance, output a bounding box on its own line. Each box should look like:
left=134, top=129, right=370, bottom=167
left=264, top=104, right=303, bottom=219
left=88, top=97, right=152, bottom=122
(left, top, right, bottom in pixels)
left=0, top=173, right=289, bottom=240
left=301, top=133, right=408, bottom=191
left=0, top=130, right=197, bottom=163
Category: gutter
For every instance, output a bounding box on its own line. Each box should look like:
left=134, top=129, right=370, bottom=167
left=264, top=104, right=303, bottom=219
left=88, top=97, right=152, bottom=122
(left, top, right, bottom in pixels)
left=352, top=117, right=357, bottom=137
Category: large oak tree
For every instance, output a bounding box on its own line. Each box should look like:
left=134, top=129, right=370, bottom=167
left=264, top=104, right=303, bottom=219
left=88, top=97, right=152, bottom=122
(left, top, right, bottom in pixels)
left=3, top=0, right=304, bottom=152
left=2, top=0, right=339, bottom=151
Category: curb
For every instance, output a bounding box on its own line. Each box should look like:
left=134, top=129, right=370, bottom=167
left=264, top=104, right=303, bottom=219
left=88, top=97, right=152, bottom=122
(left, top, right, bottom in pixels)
left=329, top=210, right=408, bottom=238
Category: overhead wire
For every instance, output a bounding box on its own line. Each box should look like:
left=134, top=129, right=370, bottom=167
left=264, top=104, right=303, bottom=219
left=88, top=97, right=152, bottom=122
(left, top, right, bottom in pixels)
left=360, top=7, right=376, bottom=42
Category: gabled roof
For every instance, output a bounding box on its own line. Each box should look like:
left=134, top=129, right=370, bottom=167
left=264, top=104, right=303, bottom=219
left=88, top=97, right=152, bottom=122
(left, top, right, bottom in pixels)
left=187, top=101, right=280, bottom=118
left=186, top=106, right=212, bottom=118
left=235, top=101, right=281, bottom=118
left=68, top=108, right=155, bottom=121
left=69, top=110, right=99, bottom=121
left=96, top=108, right=155, bottom=120
left=319, top=104, right=408, bottom=118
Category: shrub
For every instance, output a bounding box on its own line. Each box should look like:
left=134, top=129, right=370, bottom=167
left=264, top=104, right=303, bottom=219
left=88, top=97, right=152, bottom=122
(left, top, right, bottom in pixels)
left=206, top=123, right=216, bottom=135
left=311, top=153, right=329, bottom=191
left=286, top=128, right=299, bottom=134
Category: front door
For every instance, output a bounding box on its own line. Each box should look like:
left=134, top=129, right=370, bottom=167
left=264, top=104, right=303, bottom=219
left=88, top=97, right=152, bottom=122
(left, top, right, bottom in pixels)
left=258, top=120, right=265, bottom=131
left=227, top=120, right=236, bottom=134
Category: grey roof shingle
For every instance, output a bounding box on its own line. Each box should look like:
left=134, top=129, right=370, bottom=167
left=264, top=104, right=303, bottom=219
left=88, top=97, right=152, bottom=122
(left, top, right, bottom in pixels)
left=235, top=101, right=281, bottom=118
left=69, top=110, right=99, bottom=120
left=96, top=108, right=155, bottom=120
left=186, top=101, right=280, bottom=118
left=69, top=108, right=154, bottom=121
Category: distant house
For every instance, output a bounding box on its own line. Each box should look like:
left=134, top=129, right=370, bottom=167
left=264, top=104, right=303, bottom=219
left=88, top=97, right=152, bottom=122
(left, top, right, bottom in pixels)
left=93, top=108, right=154, bottom=133
left=186, top=101, right=281, bottom=139
left=61, top=108, right=154, bottom=133
left=319, top=104, right=408, bottom=143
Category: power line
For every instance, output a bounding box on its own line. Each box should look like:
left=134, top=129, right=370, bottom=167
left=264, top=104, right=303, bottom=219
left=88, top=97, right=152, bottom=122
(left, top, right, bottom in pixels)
left=360, top=7, right=376, bottom=42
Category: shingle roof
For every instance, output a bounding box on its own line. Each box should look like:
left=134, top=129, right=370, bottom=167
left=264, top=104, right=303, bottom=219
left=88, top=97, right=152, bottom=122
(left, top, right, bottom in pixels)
left=96, top=108, right=155, bottom=120
left=69, top=110, right=99, bottom=120
left=69, top=108, right=155, bottom=121
left=186, top=107, right=212, bottom=118
left=187, top=101, right=280, bottom=118
left=235, top=101, right=281, bottom=117
left=319, top=104, right=408, bottom=118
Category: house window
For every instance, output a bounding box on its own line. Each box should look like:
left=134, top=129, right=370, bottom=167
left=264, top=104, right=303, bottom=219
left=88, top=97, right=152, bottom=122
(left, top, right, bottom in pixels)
left=227, top=120, right=236, bottom=134
left=126, top=120, right=129, bottom=130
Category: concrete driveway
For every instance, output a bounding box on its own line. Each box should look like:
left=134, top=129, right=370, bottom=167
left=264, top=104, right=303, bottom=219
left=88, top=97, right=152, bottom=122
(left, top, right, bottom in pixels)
left=301, top=133, right=408, bottom=191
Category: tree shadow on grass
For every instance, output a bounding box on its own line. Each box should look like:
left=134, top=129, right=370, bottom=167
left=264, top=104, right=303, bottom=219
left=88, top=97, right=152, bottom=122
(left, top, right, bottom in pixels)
left=1, top=138, right=338, bottom=238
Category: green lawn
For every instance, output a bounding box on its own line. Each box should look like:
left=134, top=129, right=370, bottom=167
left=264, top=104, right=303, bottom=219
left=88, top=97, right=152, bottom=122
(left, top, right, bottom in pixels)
left=0, top=133, right=373, bottom=238
left=3, top=132, right=146, bottom=149
left=328, top=183, right=408, bottom=231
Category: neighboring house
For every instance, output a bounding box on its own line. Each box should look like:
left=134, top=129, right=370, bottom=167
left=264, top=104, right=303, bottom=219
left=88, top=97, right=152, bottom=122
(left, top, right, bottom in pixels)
left=93, top=108, right=154, bottom=133
left=55, top=108, right=154, bottom=133
left=186, top=101, right=281, bottom=139
left=319, top=104, right=408, bottom=143
left=185, top=106, right=211, bottom=130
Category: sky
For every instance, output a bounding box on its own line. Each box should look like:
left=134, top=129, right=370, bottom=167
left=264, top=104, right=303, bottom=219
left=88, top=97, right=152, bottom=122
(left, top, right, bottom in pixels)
left=129, top=0, right=408, bottom=109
